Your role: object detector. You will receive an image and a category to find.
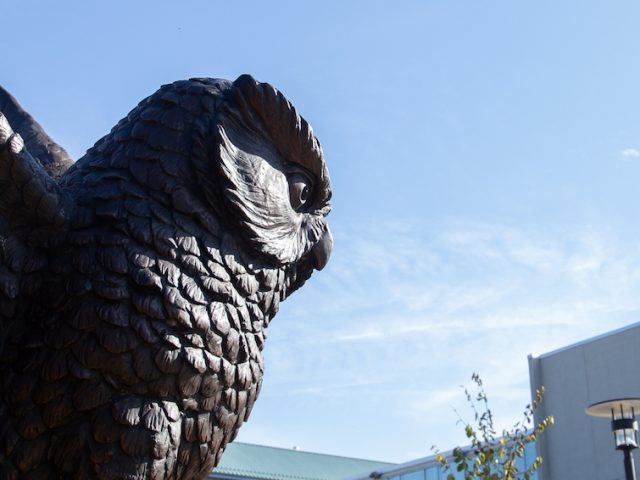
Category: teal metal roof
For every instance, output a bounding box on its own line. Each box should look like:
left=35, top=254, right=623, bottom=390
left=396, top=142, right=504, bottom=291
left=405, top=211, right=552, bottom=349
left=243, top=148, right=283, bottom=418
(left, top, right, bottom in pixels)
left=211, top=442, right=396, bottom=480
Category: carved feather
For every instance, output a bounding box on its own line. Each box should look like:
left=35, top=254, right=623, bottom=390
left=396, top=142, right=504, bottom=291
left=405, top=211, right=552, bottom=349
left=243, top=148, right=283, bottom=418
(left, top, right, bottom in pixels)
left=0, top=75, right=331, bottom=479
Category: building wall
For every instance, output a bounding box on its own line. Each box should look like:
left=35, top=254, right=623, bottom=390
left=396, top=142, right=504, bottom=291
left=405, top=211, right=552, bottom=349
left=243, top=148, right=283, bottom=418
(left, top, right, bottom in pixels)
left=529, top=323, right=640, bottom=480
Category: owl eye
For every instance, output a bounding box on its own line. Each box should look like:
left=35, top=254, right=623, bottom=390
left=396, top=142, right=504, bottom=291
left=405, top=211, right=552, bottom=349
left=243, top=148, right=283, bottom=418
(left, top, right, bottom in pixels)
left=288, top=173, right=313, bottom=211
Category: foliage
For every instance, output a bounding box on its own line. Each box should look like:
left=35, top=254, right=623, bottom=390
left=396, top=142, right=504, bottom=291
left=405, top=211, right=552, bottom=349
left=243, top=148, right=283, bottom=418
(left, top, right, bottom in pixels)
left=432, top=373, right=554, bottom=480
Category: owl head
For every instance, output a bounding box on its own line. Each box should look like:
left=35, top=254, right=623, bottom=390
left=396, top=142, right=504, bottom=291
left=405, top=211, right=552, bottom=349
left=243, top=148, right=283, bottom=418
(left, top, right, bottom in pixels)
left=69, top=74, right=331, bottom=303
left=194, top=75, right=333, bottom=296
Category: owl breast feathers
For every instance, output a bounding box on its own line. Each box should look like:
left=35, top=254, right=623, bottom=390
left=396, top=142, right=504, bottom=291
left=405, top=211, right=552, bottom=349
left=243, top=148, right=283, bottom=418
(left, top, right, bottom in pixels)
left=0, top=75, right=331, bottom=479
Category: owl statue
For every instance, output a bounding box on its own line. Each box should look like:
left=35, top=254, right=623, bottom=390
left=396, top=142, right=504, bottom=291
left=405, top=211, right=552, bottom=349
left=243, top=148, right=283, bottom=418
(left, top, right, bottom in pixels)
left=0, top=75, right=332, bottom=479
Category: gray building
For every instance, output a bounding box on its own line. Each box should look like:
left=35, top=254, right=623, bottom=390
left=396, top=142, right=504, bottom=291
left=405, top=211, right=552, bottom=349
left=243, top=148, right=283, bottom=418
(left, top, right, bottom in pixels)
left=529, top=322, right=640, bottom=480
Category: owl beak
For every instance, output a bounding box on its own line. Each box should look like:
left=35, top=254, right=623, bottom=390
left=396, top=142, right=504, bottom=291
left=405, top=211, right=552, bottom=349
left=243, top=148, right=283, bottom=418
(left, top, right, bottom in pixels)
left=312, top=227, right=333, bottom=271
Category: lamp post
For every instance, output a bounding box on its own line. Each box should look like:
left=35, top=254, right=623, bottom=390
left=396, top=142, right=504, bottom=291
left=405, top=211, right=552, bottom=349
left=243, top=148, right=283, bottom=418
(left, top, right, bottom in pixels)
left=586, top=398, right=640, bottom=480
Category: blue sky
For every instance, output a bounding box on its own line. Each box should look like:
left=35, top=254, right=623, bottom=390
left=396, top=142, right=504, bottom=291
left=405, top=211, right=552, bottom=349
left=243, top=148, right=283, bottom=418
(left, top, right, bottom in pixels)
left=4, top=0, right=640, bottom=463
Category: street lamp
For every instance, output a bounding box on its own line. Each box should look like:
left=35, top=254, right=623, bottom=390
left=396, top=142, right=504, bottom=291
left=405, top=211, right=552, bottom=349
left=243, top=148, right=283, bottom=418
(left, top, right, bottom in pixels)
left=586, top=398, right=640, bottom=480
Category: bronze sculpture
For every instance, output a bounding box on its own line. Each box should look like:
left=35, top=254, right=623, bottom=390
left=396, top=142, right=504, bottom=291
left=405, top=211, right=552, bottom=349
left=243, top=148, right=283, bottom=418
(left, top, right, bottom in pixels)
left=0, top=75, right=332, bottom=479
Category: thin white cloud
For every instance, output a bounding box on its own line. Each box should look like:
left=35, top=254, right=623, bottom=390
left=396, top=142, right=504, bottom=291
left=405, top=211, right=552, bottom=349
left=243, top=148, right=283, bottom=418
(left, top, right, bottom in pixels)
left=242, top=217, right=640, bottom=461
left=621, top=148, right=640, bottom=158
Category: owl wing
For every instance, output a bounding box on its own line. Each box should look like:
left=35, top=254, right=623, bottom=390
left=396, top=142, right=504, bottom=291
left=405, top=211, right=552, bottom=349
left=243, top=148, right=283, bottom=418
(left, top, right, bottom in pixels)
left=0, top=87, right=76, bottom=328
left=0, top=86, right=74, bottom=178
